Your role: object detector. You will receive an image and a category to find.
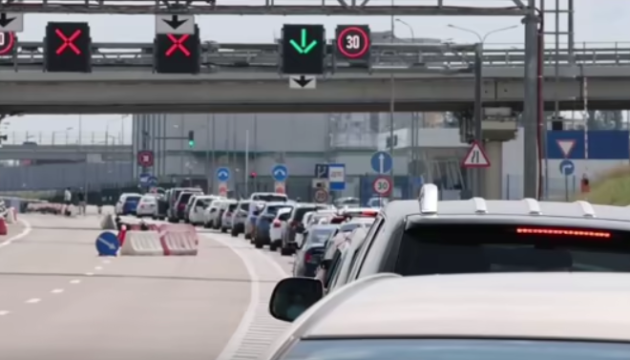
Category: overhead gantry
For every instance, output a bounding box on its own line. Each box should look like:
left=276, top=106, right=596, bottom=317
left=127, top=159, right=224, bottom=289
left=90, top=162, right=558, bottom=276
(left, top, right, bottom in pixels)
left=0, top=0, right=528, bottom=15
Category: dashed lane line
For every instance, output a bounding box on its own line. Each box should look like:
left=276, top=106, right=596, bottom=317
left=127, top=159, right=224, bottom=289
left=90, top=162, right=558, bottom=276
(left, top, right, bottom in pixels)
left=25, top=298, right=41, bottom=304
left=51, top=288, right=64, bottom=294
left=213, top=233, right=290, bottom=360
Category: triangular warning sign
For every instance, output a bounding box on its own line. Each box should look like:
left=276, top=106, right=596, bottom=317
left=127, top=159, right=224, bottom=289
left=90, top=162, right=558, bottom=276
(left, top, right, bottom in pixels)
left=556, top=139, right=575, bottom=158
left=462, top=141, right=491, bottom=168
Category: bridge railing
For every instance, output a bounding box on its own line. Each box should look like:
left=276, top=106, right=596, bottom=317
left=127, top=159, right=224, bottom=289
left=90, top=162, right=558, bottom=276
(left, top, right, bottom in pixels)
left=2, top=132, right=131, bottom=146
left=5, top=41, right=630, bottom=70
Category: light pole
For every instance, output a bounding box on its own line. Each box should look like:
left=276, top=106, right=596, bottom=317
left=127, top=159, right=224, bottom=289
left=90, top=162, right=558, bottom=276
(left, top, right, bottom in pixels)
left=395, top=19, right=415, bottom=41
left=447, top=24, right=519, bottom=44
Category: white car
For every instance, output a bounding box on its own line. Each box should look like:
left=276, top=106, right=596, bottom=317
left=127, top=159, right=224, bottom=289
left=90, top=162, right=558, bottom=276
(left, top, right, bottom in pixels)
left=264, top=273, right=630, bottom=359
left=115, top=192, right=142, bottom=215
left=136, top=194, right=159, bottom=218
left=269, top=207, right=292, bottom=252
left=188, top=195, right=217, bottom=226
left=203, top=198, right=224, bottom=228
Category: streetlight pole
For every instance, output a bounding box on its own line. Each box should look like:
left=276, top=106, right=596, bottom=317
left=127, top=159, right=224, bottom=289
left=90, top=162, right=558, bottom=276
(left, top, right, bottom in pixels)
left=388, top=0, right=395, bottom=201
left=447, top=24, right=519, bottom=44
left=395, top=19, right=415, bottom=41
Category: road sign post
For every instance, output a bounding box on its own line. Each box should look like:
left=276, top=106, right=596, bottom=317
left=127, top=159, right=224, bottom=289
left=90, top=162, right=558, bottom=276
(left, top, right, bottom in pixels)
left=370, top=151, right=393, bottom=174
left=274, top=182, right=286, bottom=194
left=218, top=182, right=228, bottom=197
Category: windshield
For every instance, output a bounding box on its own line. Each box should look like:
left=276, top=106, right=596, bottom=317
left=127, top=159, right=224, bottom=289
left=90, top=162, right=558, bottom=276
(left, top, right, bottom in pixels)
left=398, top=224, right=630, bottom=275
left=178, top=193, right=193, bottom=204
left=265, top=205, right=292, bottom=215
left=283, top=339, right=630, bottom=360
left=293, top=207, right=324, bottom=222
left=251, top=194, right=288, bottom=202
left=239, top=202, right=250, bottom=211
left=307, top=228, right=336, bottom=244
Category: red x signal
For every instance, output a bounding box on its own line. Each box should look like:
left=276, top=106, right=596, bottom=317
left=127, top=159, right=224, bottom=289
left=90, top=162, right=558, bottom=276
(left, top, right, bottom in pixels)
left=165, top=34, right=191, bottom=57
left=55, top=29, right=82, bottom=55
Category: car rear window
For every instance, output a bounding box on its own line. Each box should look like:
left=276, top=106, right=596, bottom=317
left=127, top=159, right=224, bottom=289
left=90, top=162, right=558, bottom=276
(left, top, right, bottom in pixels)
left=266, top=205, right=292, bottom=215
left=125, top=196, right=141, bottom=202
left=396, top=223, right=630, bottom=275
left=308, top=228, right=336, bottom=244
left=284, top=339, right=630, bottom=360
left=239, top=202, right=250, bottom=211
left=293, top=207, right=325, bottom=221
left=178, top=193, right=193, bottom=204
left=228, top=203, right=238, bottom=211
left=251, top=194, right=288, bottom=202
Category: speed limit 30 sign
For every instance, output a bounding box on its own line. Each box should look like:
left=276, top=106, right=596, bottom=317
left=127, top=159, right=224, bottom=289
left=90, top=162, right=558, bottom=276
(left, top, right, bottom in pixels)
left=372, top=176, right=392, bottom=196
left=335, top=25, right=371, bottom=61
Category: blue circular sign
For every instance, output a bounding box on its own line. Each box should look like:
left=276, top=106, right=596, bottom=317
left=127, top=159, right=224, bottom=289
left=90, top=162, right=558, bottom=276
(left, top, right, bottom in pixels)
left=272, top=164, right=288, bottom=182
left=559, top=159, right=575, bottom=176
left=216, top=167, right=231, bottom=182
left=139, top=172, right=151, bottom=185
left=96, top=231, right=120, bottom=256
left=370, top=151, right=393, bottom=174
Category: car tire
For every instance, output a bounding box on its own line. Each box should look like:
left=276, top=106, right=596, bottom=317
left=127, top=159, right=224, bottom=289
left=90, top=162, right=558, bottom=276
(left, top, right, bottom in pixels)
left=220, top=227, right=227, bottom=233
left=230, top=228, right=238, bottom=237
left=269, top=241, right=278, bottom=252
left=280, top=245, right=292, bottom=256
left=244, top=233, right=251, bottom=240
left=254, top=238, right=263, bottom=249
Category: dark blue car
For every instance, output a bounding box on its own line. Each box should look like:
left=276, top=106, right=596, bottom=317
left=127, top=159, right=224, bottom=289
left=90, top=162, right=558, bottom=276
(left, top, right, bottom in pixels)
left=293, top=225, right=338, bottom=277
left=254, top=202, right=294, bottom=249
left=123, top=195, right=141, bottom=215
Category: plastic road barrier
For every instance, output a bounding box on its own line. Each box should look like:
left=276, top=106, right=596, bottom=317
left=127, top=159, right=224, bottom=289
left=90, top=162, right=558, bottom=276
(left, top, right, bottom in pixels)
left=120, top=231, right=164, bottom=256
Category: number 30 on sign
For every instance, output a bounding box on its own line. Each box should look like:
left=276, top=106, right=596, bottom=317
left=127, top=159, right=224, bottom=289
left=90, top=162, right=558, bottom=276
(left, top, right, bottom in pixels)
left=372, top=176, right=392, bottom=196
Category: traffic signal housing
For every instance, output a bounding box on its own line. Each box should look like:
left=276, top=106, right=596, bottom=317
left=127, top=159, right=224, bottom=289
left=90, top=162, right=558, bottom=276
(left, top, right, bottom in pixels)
left=188, top=131, right=195, bottom=148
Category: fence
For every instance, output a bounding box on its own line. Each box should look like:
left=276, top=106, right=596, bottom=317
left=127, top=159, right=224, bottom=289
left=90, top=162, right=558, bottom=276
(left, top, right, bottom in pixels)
left=3, top=131, right=131, bottom=145
left=504, top=174, right=579, bottom=201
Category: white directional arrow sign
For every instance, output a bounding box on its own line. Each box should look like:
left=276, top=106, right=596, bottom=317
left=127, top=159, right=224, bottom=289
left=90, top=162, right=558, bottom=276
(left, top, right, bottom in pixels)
left=97, top=237, right=116, bottom=250
left=274, top=169, right=286, bottom=177
left=0, top=13, right=23, bottom=32
left=155, top=14, right=195, bottom=35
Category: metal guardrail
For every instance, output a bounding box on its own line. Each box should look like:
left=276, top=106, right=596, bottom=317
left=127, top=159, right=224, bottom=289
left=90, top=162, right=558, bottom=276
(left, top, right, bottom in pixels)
left=4, top=42, right=630, bottom=71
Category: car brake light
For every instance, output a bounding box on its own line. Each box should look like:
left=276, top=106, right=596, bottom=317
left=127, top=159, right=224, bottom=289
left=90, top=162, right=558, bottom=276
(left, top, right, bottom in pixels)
left=304, top=252, right=313, bottom=264
left=291, top=220, right=298, bottom=228
left=360, top=210, right=378, bottom=217
left=178, top=203, right=185, bottom=209
left=516, top=227, right=611, bottom=238
left=226, top=212, right=232, bottom=217
left=273, top=220, right=281, bottom=228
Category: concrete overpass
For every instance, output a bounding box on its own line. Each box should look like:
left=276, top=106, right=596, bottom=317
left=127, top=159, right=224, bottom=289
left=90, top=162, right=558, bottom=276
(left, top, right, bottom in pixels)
left=1, top=66, right=630, bottom=113
left=0, top=145, right=132, bottom=161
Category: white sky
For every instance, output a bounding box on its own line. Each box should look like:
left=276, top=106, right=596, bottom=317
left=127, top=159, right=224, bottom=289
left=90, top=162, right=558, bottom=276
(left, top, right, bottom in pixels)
left=4, top=0, right=629, bottom=143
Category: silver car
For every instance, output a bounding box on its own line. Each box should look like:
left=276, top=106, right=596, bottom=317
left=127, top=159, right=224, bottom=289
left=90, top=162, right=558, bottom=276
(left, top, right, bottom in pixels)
left=219, top=199, right=238, bottom=233
left=230, top=200, right=250, bottom=237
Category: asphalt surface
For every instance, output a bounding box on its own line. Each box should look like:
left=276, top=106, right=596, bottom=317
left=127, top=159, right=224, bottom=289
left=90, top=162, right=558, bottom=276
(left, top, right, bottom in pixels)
left=0, top=213, right=292, bottom=359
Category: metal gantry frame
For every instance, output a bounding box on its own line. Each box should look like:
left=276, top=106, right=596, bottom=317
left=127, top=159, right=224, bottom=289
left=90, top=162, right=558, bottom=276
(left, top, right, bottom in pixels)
left=0, top=0, right=530, bottom=15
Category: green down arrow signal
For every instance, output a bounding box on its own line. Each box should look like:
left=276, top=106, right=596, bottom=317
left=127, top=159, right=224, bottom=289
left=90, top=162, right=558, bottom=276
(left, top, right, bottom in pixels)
left=289, top=28, right=318, bottom=54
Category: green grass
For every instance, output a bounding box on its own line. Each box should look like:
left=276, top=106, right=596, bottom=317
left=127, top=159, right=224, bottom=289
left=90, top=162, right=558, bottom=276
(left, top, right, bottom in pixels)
left=577, top=166, right=630, bottom=205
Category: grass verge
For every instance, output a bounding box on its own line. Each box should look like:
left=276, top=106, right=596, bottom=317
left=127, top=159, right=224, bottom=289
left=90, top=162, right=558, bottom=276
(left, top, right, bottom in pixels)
left=578, top=166, right=630, bottom=205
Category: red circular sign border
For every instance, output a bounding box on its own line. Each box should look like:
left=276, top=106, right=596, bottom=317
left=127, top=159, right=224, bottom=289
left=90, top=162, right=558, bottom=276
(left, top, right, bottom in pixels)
left=314, top=188, right=328, bottom=202
left=372, top=176, right=392, bottom=195
left=336, top=26, right=370, bottom=59
left=0, top=32, right=16, bottom=56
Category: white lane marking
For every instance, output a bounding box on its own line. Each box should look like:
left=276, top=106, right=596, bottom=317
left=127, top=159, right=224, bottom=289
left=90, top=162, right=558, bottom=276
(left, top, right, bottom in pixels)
left=51, top=288, right=64, bottom=294
left=25, top=298, right=41, bottom=304
left=84, top=272, right=94, bottom=276
left=214, top=235, right=261, bottom=360
left=94, top=266, right=103, bottom=271
left=0, top=310, right=10, bottom=316
left=0, top=218, right=32, bottom=249
left=102, top=260, right=111, bottom=264
left=69, top=279, right=81, bottom=284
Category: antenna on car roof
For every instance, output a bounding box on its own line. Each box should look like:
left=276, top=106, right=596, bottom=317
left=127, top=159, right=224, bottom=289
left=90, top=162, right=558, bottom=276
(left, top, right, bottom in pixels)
left=419, top=184, right=439, bottom=215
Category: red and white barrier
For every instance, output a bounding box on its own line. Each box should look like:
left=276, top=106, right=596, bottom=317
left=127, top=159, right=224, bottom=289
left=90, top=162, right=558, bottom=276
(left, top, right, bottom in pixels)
left=4, top=208, right=16, bottom=224
left=120, top=231, right=164, bottom=256
left=118, top=223, right=198, bottom=256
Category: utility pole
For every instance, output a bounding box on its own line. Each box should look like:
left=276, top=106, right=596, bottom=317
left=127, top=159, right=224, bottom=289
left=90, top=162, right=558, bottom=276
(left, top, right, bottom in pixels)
left=522, top=0, right=540, bottom=199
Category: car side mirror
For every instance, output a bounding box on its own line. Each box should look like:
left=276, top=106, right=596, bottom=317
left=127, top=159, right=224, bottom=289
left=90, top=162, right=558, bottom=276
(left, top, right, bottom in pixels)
left=269, top=277, right=323, bottom=322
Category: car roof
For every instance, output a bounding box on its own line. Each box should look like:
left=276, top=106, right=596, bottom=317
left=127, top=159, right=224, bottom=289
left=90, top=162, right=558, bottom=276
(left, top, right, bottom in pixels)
left=304, top=273, right=630, bottom=342
left=382, top=185, right=630, bottom=230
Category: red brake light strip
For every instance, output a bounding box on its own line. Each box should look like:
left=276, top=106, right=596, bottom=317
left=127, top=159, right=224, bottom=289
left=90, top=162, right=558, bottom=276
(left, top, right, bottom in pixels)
left=516, top=227, right=611, bottom=238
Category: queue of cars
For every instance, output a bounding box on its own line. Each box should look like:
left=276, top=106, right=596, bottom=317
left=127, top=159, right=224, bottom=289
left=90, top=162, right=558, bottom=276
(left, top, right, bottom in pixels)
left=257, top=183, right=630, bottom=360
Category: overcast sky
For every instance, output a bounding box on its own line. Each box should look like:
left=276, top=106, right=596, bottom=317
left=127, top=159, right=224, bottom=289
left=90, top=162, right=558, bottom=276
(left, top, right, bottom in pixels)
left=4, top=0, right=628, bottom=144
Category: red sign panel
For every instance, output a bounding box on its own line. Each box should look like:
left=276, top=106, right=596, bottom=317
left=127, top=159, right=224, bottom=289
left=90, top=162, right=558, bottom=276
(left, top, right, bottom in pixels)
left=137, top=150, right=154, bottom=167
left=0, top=32, right=16, bottom=56
left=55, top=29, right=82, bottom=55
left=154, top=27, right=200, bottom=74
left=44, top=22, right=91, bottom=72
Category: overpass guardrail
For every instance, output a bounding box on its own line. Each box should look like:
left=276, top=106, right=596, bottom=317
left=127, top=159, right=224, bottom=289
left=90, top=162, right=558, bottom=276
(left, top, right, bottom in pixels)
left=3, top=41, right=630, bottom=72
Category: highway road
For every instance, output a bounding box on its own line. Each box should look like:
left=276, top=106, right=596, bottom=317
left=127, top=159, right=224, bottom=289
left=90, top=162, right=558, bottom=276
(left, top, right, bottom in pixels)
left=0, top=213, right=292, bottom=359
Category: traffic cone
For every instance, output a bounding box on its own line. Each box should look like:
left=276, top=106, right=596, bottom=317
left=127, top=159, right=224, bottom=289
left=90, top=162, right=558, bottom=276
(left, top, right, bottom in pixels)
left=0, top=218, right=8, bottom=236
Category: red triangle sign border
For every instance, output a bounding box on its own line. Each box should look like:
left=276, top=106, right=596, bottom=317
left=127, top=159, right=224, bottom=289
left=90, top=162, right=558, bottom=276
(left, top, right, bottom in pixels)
left=462, top=140, right=491, bottom=168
